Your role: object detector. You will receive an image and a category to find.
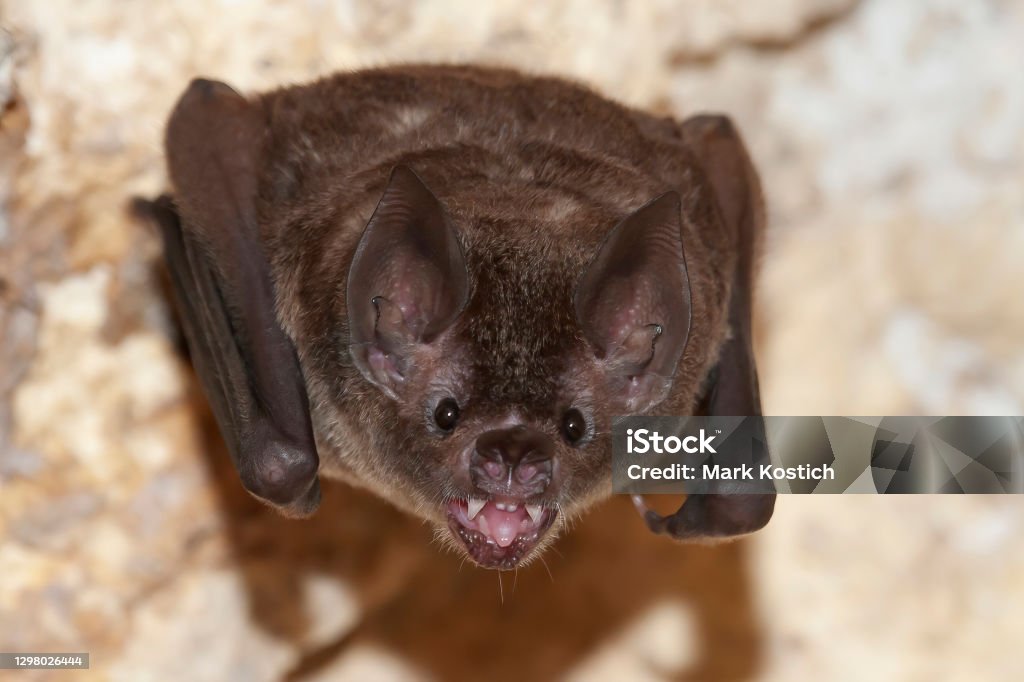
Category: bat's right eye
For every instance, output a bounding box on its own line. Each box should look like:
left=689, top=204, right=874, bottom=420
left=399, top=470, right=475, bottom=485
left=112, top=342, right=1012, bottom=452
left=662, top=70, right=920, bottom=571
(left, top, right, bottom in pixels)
left=433, top=398, right=460, bottom=432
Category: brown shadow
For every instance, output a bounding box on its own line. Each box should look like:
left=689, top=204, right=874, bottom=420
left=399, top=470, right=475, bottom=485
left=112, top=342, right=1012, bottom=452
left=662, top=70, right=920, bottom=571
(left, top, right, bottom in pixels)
left=187, top=394, right=765, bottom=682
left=296, top=503, right=765, bottom=682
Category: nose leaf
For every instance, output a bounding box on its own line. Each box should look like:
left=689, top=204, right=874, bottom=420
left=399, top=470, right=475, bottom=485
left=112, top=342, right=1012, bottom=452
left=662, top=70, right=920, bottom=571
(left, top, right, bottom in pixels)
left=470, top=427, right=554, bottom=496
left=516, top=462, right=538, bottom=483
left=483, top=460, right=504, bottom=480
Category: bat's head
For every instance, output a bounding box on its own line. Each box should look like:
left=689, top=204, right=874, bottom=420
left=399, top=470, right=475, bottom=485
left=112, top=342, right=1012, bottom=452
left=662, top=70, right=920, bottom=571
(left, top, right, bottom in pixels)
left=343, top=166, right=691, bottom=570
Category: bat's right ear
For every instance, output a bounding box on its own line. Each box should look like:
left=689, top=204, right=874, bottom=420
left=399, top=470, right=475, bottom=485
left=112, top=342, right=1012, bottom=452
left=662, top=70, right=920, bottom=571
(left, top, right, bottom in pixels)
left=346, top=166, right=469, bottom=399
left=137, top=78, right=321, bottom=517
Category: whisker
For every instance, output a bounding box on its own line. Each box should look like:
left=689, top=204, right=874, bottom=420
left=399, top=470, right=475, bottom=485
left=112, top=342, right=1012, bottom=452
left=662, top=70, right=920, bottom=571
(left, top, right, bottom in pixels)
left=539, top=555, right=555, bottom=584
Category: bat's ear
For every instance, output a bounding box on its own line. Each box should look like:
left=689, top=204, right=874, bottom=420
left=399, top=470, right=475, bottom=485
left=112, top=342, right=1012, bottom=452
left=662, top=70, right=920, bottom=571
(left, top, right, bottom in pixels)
left=636, top=115, right=775, bottom=540
left=139, top=78, right=321, bottom=517
left=574, top=192, right=691, bottom=413
left=347, top=166, right=470, bottom=399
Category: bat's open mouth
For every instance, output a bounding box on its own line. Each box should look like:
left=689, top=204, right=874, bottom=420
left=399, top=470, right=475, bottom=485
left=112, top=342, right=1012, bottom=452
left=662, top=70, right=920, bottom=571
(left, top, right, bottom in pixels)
left=446, top=497, right=558, bottom=570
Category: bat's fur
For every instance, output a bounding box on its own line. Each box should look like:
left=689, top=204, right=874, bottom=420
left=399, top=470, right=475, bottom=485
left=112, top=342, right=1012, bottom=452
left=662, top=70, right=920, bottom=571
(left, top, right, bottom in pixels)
left=146, top=64, right=773, bottom=570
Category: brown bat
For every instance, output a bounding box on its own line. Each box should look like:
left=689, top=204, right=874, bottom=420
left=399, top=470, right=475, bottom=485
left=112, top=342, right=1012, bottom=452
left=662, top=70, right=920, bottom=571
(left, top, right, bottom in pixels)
left=136, top=65, right=774, bottom=570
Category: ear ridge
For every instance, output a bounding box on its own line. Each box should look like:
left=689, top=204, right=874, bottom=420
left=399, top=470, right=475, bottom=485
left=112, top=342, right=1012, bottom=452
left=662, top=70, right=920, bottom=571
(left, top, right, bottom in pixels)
left=347, top=165, right=469, bottom=394
left=574, top=191, right=692, bottom=411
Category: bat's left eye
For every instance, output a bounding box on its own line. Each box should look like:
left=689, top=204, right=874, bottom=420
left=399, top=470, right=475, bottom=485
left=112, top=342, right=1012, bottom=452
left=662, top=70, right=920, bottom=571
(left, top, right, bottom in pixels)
left=434, top=398, right=460, bottom=432
left=561, top=408, right=586, bottom=444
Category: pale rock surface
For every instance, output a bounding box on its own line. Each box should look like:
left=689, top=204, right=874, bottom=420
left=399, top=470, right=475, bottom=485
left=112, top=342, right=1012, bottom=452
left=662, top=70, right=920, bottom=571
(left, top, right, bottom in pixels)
left=1, top=0, right=1023, bottom=680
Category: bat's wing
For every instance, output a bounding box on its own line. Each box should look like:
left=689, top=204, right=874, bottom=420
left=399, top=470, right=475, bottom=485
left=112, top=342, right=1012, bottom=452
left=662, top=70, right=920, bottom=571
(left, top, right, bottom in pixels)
left=639, top=115, right=776, bottom=540
left=135, top=79, right=320, bottom=517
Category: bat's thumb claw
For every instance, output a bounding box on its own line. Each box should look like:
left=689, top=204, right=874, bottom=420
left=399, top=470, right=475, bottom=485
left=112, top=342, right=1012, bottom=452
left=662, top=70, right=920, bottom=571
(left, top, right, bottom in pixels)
left=631, top=494, right=671, bottom=534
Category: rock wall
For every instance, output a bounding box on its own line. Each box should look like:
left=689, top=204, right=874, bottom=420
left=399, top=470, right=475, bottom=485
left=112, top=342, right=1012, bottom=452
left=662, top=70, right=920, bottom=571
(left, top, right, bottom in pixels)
left=1, top=1, right=1023, bottom=680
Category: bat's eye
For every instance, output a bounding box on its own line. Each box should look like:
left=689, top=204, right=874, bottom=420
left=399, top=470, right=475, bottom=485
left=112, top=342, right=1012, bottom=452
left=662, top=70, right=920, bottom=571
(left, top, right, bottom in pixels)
left=434, top=398, right=460, bottom=432
left=561, top=408, right=586, bottom=444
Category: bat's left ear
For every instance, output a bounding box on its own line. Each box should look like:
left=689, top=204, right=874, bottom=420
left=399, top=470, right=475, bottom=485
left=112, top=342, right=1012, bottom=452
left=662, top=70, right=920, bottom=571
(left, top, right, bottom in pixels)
left=138, top=79, right=321, bottom=517
left=636, top=114, right=775, bottom=540
left=574, top=192, right=691, bottom=413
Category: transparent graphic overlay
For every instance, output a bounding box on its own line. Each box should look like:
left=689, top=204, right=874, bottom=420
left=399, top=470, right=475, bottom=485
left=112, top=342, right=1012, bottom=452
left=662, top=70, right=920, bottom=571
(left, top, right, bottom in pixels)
left=612, top=417, right=1024, bottom=494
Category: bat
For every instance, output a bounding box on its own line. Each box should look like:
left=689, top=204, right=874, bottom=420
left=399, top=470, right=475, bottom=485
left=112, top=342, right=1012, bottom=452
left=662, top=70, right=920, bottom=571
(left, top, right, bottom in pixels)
left=136, top=65, right=775, bottom=570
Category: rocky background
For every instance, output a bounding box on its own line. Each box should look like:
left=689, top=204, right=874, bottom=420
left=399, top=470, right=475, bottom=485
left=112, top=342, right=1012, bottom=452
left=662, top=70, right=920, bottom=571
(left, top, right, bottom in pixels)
left=2, top=0, right=1023, bottom=680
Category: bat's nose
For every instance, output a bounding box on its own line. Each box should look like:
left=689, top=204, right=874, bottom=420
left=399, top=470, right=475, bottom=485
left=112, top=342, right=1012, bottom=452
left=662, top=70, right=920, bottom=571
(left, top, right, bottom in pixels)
left=471, top=426, right=554, bottom=497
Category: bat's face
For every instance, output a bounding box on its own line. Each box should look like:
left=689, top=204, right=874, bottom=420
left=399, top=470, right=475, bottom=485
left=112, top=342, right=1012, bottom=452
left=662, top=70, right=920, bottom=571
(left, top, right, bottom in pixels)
left=359, top=329, right=609, bottom=571
left=343, top=168, right=691, bottom=569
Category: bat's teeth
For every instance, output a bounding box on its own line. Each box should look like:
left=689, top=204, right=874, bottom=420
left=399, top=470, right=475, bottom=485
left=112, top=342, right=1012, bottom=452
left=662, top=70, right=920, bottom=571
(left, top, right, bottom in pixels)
left=526, top=504, right=543, bottom=524
left=467, top=498, right=487, bottom=520
left=506, top=503, right=518, bottom=512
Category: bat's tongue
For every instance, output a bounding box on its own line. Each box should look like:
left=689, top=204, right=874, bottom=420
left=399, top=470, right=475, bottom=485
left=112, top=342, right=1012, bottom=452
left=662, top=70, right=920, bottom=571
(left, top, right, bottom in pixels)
left=476, top=502, right=529, bottom=548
